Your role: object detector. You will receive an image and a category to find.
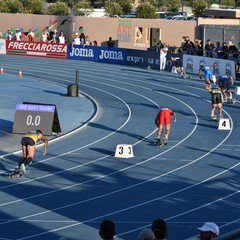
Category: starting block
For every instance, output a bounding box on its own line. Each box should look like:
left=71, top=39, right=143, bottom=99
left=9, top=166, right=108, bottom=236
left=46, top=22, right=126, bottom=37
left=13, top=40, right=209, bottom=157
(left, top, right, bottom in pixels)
left=115, top=144, right=134, bottom=158
left=218, top=118, right=231, bottom=130
left=171, top=66, right=178, bottom=73
left=235, top=86, right=240, bottom=95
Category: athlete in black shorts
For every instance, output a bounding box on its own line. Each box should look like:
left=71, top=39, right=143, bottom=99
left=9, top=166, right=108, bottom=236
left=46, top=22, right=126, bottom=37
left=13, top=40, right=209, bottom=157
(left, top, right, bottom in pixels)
left=218, top=75, right=234, bottom=102
left=206, top=85, right=223, bottom=120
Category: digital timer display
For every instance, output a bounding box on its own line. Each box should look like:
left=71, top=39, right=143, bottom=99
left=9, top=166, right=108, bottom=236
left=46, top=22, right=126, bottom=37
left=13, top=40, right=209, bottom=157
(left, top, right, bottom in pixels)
left=12, top=103, right=56, bottom=135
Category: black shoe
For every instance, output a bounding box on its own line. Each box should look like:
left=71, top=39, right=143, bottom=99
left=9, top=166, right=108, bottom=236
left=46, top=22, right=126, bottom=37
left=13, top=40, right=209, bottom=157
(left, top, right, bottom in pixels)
left=154, top=139, right=161, bottom=146
left=161, top=139, right=168, bottom=146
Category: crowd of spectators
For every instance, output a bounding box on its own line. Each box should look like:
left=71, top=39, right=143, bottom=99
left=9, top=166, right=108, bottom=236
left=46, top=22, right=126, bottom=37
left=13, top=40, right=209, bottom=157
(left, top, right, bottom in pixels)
left=98, top=219, right=219, bottom=240
left=2, top=27, right=118, bottom=48
left=181, top=35, right=240, bottom=71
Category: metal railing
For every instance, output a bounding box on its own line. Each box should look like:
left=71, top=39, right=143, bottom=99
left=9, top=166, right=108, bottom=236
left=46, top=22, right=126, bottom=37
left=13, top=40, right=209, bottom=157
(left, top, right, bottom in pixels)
left=216, top=228, right=240, bottom=240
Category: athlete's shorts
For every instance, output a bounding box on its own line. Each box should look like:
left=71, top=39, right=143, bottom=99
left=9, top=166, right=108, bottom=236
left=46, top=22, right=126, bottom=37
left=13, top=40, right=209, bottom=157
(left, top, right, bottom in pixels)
left=212, top=93, right=222, bottom=104
left=221, top=80, right=231, bottom=91
left=159, top=110, right=171, bottom=125
left=21, top=137, right=35, bottom=146
left=205, top=71, right=212, bottom=80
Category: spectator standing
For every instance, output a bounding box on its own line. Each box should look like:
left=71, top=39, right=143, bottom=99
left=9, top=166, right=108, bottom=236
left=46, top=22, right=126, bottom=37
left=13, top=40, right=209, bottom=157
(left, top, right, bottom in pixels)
left=27, top=29, right=35, bottom=42
left=182, top=36, right=195, bottom=55
left=214, top=41, right=222, bottom=58
left=236, top=43, right=240, bottom=72
left=151, top=218, right=168, bottom=240
left=93, top=40, right=98, bottom=46
left=138, top=228, right=155, bottom=240
left=40, top=29, right=49, bottom=42
left=79, top=26, right=85, bottom=45
left=107, top=37, right=115, bottom=47
left=5, top=28, right=13, bottom=40
left=58, top=31, right=67, bottom=44
left=181, top=36, right=186, bottom=50
left=205, top=39, right=215, bottom=58
left=228, top=41, right=238, bottom=61
left=99, top=220, right=116, bottom=240
left=159, top=43, right=168, bottom=71
left=197, top=222, right=219, bottom=240
left=221, top=42, right=228, bottom=59
left=14, top=29, right=21, bottom=41
left=156, top=40, right=163, bottom=52
left=84, top=36, right=91, bottom=46
left=80, top=32, right=86, bottom=45
left=194, top=39, right=203, bottom=56
left=72, top=33, right=81, bottom=46
left=51, top=29, right=59, bottom=43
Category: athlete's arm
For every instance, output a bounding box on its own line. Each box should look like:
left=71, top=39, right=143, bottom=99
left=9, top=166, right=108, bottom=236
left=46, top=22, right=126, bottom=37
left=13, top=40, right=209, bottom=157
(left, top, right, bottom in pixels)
left=171, top=111, right=176, bottom=122
left=173, top=112, right=176, bottom=122
left=205, top=85, right=211, bottom=92
left=229, top=76, right=234, bottom=85
left=155, top=112, right=160, bottom=127
left=199, top=68, right=203, bottom=79
left=41, top=135, right=48, bottom=156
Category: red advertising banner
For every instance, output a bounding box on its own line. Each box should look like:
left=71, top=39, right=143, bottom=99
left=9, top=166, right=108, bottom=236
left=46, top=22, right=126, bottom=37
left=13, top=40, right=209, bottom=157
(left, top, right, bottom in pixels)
left=6, top=40, right=68, bottom=59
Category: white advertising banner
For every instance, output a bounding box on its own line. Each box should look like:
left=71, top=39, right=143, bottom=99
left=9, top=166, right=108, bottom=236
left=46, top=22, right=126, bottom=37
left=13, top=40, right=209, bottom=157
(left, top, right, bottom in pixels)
left=183, top=54, right=236, bottom=79
left=0, top=39, right=6, bottom=54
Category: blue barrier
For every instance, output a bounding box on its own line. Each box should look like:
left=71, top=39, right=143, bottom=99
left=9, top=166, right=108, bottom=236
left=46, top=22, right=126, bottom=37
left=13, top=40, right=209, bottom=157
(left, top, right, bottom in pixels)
left=67, top=45, right=160, bottom=68
left=126, top=49, right=160, bottom=69
left=68, top=45, right=127, bottom=65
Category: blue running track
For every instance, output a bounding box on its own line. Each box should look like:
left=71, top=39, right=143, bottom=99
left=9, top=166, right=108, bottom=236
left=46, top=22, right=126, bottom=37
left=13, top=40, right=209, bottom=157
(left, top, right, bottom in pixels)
left=0, top=55, right=239, bottom=240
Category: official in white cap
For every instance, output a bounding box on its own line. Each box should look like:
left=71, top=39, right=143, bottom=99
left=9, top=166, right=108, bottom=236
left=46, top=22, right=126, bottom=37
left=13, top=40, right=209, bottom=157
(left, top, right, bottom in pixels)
left=198, top=222, right=219, bottom=240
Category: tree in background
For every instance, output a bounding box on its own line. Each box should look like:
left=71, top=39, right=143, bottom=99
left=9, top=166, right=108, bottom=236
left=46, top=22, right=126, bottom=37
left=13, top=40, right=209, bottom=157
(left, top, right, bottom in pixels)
left=191, top=0, right=208, bottom=16
left=2, top=0, right=23, bottom=13
left=60, top=0, right=79, bottom=9
left=221, top=0, right=235, bottom=8
left=104, top=1, right=123, bottom=17
left=155, top=0, right=167, bottom=11
left=235, top=0, right=240, bottom=6
left=137, top=1, right=157, bottom=18
left=0, top=0, right=7, bottom=12
left=47, top=1, right=70, bottom=15
left=118, top=0, right=132, bottom=14
left=22, top=0, right=45, bottom=14
left=166, top=0, right=181, bottom=12
left=73, top=0, right=93, bottom=16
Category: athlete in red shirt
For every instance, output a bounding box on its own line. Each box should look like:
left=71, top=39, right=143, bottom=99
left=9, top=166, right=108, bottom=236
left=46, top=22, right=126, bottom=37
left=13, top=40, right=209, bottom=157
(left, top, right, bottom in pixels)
left=155, top=108, right=176, bottom=146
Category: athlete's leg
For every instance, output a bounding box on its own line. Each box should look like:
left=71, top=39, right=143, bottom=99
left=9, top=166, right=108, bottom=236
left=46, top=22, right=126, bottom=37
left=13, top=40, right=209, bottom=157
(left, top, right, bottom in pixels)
left=221, top=89, right=227, bottom=101
left=22, top=145, right=27, bottom=158
left=227, top=90, right=232, bottom=100
left=157, top=125, right=164, bottom=139
left=27, top=145, right=35, bottom=159
left=205, top=77, right=210, bottom=85
left=211, top=104, right=217, bottom=118
left=218, top=103, right=223, bottom=117
left=165, top=124, right=171, bottom=140
left=20, top=145, right=35, bottom=168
